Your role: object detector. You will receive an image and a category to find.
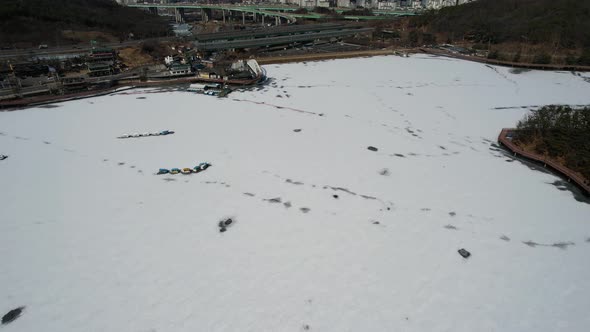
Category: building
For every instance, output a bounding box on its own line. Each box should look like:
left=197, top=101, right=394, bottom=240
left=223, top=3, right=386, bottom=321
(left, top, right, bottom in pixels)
left=87, top=62, right=112, bottom=77
left=168, top=63, right=192, bottom=76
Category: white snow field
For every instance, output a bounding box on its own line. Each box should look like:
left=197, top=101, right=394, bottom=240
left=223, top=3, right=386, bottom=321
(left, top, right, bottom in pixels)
left=1, top=55, right=590, bottom=332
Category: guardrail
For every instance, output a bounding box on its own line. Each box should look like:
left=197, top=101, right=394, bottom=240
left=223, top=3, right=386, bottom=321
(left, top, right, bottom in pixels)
left=498, top=128, right=590, bottom=195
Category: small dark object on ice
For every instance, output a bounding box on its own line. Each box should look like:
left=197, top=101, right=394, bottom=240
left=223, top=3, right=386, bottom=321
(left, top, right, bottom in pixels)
left=218, top=218, right=234, bottom=232
left=367, top=146, right=378, bottom=152
left=333, top=195, right=339, bottom=199
left=0, top=155, right=8, bottom=161
left=2, top=306, right=24, bottom=324
left=267, top=197, right=282, bottom=203
left=372, top=221, right=380, bottom=225
left=293, top=129, right=302, bottom=132
left=458, top=248, right=471, bottom=258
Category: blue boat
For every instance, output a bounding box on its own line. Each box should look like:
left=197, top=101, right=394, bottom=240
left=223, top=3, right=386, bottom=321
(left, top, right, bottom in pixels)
left=157, top=168, right=170, bottom=175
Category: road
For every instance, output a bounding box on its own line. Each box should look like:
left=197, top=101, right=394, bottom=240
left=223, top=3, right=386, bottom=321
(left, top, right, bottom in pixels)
left=0, top=37, right=175, bottom=61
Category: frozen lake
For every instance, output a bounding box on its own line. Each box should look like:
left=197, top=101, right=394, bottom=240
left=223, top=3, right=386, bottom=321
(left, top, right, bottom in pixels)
left=1, top=55, right=590, bottom=331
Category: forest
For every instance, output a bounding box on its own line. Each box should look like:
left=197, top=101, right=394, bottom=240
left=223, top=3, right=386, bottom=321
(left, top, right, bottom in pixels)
left=412, top=0, right=590, bottom=49
left=515, top=105, right=590, bottom=180
left=0, top=0, right=171, bottom=46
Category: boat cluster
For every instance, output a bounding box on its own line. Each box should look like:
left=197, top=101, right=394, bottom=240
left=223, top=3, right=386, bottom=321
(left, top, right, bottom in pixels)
left=117, top=130, right=175, bottom=139
left=157, top=162, right=211, bottom=175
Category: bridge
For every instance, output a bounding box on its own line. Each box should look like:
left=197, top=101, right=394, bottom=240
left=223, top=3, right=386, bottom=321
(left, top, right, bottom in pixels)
left=128, top=3, right=417, bottom=24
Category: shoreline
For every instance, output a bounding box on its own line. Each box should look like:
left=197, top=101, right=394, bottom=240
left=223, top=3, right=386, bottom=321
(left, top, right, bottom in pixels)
left=498, top=128, right=590, bottom=196
left=3, top=48, right=590, bottom=110
left=420, top=48, right=590, bottom=72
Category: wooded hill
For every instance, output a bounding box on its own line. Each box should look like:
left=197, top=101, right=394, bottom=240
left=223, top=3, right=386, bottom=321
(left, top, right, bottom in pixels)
left=412, top=0, right=590, bottom=49
left=515, top=105, right=590, bottom=181
left=0, top=0, right=171, bottom=46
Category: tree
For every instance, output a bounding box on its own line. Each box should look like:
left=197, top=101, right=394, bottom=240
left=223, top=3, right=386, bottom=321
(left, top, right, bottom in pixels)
left=408, top=30, right=419, bottom=47
left=578, top=49, right=590, bottom=66
left=532, top=52, right=552, bottom=64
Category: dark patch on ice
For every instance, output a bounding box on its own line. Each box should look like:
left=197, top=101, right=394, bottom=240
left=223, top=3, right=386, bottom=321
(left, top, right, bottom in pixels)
left=14, top=136, right=29, bottom=140
left=276, top=95, right=283, bottom=98
left=523, top=240, right=575, bottom=249
left=162, top=177, right=176, bottom=182
left=393, top=153, right=405, bottom=158
left=63, top=148, right=75, bottom=153
left=103, top=159, right=108, bottom=162
left=329, top=186, right=357, bottom=196
left=117, top=162, right=125, bottom=166
left=586, top=237, right=590, bottom=243
left=493, top=105, right=541, bottom=110
left=360, top=195, right=377, bottom=200
left=265, top=197, right=282, bottom=203
left=421, top=208, right=431, bottom=211
left=129, top=165, right=136, bottom=168
left=505, top=159, right=514, bottom=162
left=509, top=68, right=531, bottom=74
left=43, top=141, right=51, bottom=144
left=303, top=324, right=311, bottom=331
left=367, top=146, right=378, bottom=152
left=2, top=307, right=24, bottom=324
left=500, top=235, right=511, bottom=241
left=372, top=221, right=380, bottom=225
left=38, top=104, right=60, bottom=108
left=293, top=129, right=302, bottom=132
left=379, top=168, right=390, bottom=176
left=444, top=224, right=458, bottom=230
left=548, top=180, right=590, bottom=204
left=286, top=179, right=304, bottom=185
left=137, top=170, right=143, bottom=173
left=332, top=195, right=339, bottom=199
left=438, top=145, right=447, bottom=150
left=552, top=242, right=575, bottom=250
left=243, top=192, right=255, bottom=197
left=448, top=211, right=456, bottom=217
left=136, top=97, right=147, bottom=99
left=300, top=207, right=311, bottom=213
left=283, top=201, right=292, bottom=208
left=318, top=113, right=324, bottom=117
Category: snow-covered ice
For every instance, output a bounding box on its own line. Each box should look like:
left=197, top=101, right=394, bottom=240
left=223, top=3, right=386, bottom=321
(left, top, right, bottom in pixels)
left=1, top=55, right=590, bottom=332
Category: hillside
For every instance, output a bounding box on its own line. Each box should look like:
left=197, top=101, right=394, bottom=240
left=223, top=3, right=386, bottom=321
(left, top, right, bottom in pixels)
left=0, top=0, right=171, bottom=47
left=413, top=0, right=590, bottom=49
